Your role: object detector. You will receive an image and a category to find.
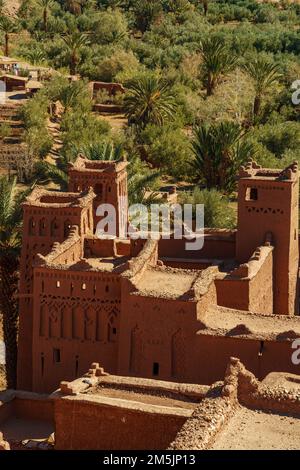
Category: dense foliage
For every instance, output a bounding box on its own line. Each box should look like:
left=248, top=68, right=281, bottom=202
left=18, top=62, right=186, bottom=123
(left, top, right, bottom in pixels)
left=0, top=0, right=299, bottom=218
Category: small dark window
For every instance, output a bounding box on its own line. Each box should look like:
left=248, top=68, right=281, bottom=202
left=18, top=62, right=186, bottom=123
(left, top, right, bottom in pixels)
left=75, top=355, right=79, bottom=377
left=152, top=362, right=159, bottom=376
left=41, top=353, right=44, bottom=376
left=112, top=327, right=117, bottom=335
left=246, top=187, right=258, bottom=201
left=53, top=348, right=61, bottom=363
left=258, top=341, right=264, bottom=357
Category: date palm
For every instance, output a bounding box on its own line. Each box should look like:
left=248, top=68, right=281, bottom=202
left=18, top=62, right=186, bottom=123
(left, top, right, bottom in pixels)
left=65, top=0, right=94, bottom=15
left=243, top=56, right=281, bottom=120
left=191, top=121, right=255, bottom=191
left=124, top=75, right=177, bottom=129
left=21, top=48, right=46, bottom=65
left=0, top=177, right=32, bottom=389
left=34, top=143, right=159, bottom=205
left=0, top=16, right=18, bottom=56
left=200, top=37, right=238, bottom=96
left=38, top=0, right=54, bottom=32
left=61, top=32, right=89, bottom=75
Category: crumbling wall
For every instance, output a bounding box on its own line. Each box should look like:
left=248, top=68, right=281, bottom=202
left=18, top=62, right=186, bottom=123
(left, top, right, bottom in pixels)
left=227, top=357, right=300, bottom=415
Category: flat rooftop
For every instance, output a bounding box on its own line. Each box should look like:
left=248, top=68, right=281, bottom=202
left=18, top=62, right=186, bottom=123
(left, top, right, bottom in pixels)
left=134, top=267, right=199, bottom=299
left=198, top=306, right=300, bottom=340
left=212, top=405, right=300, bottom=450
left=79, top=255, right=130, bottom=273
left=88, top=386, right=198, bottom=410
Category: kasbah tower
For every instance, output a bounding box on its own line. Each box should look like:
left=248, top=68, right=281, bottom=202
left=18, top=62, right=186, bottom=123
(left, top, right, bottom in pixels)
left=16, top=155, right=300, bottom=393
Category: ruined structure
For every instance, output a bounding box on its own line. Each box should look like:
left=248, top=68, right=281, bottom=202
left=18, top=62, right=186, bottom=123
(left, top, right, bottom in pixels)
left=3, top=358, right=300, bottom=450
left=17, top=158, right=300, bottom=394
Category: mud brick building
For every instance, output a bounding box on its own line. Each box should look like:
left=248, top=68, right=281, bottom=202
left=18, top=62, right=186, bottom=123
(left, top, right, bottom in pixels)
left=17, top=157, right=300, bottom=393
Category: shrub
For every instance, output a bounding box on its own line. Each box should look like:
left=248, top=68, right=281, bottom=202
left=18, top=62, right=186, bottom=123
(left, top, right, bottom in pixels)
left=179, top=188, right=236, bottom=229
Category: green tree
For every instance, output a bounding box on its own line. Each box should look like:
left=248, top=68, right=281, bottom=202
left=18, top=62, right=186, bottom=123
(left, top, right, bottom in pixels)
left=21, top=48, right=46, bottom=65
left=124, top=75, right=177, bottom=129
left=200, top=37, right=238, bottom=96
left=133, top=0, right=163, bottom=33
left=243, top=56, right=281, bottom=120
left=179, top=188, right=236, bottom=229
left=0, top=177, right=31, bottom=388
left=37, top=0, right=54, bottom=32
left=34, top=144, right=159, bottom=205
left=191, top=121, right=255, bottom=191
left=61, top=32, right=89, bottom=75
left=0, top=16, right=18, bottom=56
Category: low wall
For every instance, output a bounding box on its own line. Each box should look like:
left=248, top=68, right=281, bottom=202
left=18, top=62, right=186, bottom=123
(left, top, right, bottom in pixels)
left=93, top=104, right=123, bottom=114
left=0, top=390, right=54, bottom=425
left=130, top=232, right=236, bottom=260
left=54, top=394, right=189, bottom=450
left=229, top=358, right=300, bottom=415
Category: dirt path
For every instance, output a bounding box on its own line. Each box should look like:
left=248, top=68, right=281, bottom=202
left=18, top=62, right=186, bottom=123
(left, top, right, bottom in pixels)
left=3, top=0, right=21, bottom=17
left=212, top=405, right=300, bottom=450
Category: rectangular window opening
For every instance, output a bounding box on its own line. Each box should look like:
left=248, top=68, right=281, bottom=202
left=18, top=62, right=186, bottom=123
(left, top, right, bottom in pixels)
left=152, top=362, right=159, bottom=376
left=53, top=348, right=61, bottom=363
left=246, top=187, right=258, bottom=201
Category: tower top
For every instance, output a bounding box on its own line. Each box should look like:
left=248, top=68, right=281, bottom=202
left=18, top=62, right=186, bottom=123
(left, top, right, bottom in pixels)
left=69, top=154, right=128, bottom=174
left=22, top=186, right=95, bottom=209
left=239, top=159, right=299, bottom=182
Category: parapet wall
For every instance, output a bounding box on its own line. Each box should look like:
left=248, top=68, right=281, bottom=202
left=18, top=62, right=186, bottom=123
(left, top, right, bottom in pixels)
left=35, top=226, right=82, bottom=268
left=124, top=239, right=158, bottom=282
left=215, top=245, right=273, bottom=314
left=54, top=394, right=189, bottom=450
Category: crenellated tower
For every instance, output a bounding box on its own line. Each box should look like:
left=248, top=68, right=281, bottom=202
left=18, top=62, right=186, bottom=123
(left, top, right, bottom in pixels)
left=17, top=188, right=95, bottom=390
left=236, top=160, right=299, bottom=315
left=68, top=155, right=128, bottom=238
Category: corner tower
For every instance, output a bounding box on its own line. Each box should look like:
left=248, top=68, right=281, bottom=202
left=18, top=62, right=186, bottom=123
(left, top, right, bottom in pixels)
left=68, top=155, right=128, bottom=238
left=17, top=188, right=95, bottom=390
left=236, top=160, right=299, bottom=315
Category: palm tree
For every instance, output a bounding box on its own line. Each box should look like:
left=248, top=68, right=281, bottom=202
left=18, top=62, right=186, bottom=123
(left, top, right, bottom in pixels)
left=21, top=48, right=46, bottom=65
left=65, top=0, right=93, bottom=15
left=200, top=37, right=238, bottom=96
left=61, top=32, right=89, bottom=75
left=243, top=56, right=281, bottom=120
left=133, top=0, right=163, bottom=33
left=38, top=0, right=54, bottom=32
left=59, top=81, right=89, bottom=112
left=75, top=142, right=124, bottom=161
left=124, top=75, right=177, bottom=129
left=0, top=16, right=18, bottom=56
left=0, top=177, right=31, bottom=389
left=191, top=121, right=255, bottom=191
left=34, top=143, right=160, bottom=205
